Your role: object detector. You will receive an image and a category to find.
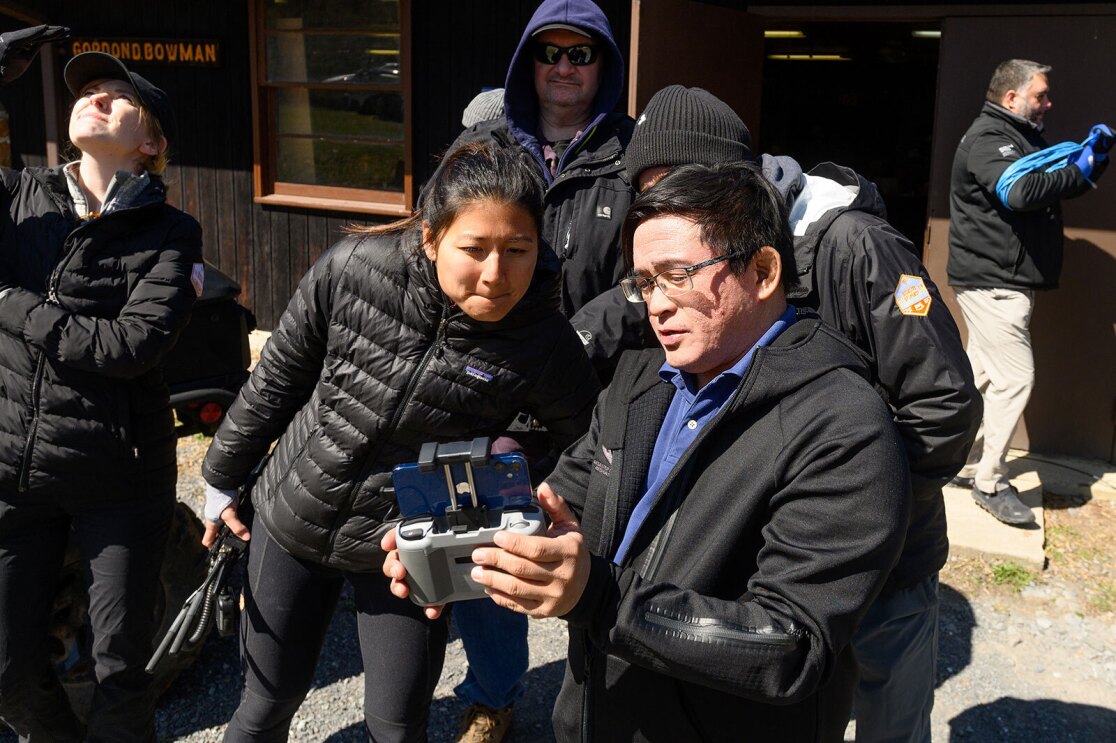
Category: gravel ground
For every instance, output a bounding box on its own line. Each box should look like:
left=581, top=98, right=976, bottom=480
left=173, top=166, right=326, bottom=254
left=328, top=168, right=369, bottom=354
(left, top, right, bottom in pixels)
left=159, top=455, right=1116, bottom=743
left=3, top=432, right=1113, bottom=742
left=147, top=570, right=1116, bottom=743
left=149, top=558, right=1116, bottom=743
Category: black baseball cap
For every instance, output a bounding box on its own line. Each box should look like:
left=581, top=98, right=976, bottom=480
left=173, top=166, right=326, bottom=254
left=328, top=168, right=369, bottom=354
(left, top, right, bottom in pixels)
left=63, top=51, right=177, bottom=148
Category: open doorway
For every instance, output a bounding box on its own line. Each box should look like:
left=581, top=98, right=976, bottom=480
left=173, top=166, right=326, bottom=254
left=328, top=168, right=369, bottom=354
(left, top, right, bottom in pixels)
left=759, top=22, right=940, bottom=247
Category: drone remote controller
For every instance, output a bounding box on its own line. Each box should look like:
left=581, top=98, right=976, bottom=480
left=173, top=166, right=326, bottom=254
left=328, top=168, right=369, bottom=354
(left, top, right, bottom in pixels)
left=391, top=438, right=544, bottom=606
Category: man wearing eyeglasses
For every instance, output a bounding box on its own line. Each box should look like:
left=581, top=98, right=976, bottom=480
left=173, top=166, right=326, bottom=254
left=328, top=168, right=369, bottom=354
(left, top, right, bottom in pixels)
left=397, top=163, right=911, bottom=742
left=621, top=85, right=981, bottom=743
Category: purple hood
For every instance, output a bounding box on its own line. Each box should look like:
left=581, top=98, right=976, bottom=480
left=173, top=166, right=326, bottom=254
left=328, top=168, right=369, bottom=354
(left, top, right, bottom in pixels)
left=503, top=0, right=625, bottom=181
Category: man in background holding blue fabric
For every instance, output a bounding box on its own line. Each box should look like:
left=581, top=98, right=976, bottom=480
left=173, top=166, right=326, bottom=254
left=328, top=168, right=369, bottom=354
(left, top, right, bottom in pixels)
left=948, top=59, right=1110, bottom=525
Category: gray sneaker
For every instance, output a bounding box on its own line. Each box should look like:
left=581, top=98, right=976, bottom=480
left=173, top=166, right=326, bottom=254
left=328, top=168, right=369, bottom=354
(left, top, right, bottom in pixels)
left=971, top=484, right=1036, bottom=526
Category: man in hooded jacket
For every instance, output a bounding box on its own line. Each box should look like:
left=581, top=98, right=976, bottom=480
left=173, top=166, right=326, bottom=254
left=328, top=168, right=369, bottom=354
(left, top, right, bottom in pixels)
left=430, top=0, right=642, bottom=381
left=621, top=86, right=981, bottom=743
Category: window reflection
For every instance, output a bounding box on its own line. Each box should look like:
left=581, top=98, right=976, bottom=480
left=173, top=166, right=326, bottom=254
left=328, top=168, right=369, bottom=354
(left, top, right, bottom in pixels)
left=260, top=0, right=405, bottom=196
left=277, top=139, right=404, bottom=191
left=276, top=90, right=403, bottom=137
left=265, top=0, right=399, bottom=31
left=265, top=33, right=400, bottom=84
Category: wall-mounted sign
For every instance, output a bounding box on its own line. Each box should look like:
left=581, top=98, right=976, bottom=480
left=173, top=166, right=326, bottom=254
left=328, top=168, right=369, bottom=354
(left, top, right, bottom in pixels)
left=67, top=39, right=220, bottom=67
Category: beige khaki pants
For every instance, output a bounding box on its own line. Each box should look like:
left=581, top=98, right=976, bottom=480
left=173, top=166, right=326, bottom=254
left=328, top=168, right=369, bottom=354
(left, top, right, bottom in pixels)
left=955, top=287, right=1035, bottom=493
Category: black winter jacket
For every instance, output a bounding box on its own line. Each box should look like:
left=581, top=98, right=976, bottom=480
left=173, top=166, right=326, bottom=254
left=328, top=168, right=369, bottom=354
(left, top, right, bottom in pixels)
left=788, top=162, right=980, bottom=594
left=948, top=102, right=1097, bottom=290
left=202, top=232, right=599, bottom=572
left=547, top=314, right=910, bottom=743
left=0, top=166, right=202, bottom=499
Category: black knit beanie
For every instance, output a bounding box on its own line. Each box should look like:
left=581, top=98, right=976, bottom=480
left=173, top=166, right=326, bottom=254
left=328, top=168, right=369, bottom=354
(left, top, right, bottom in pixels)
left=625, top=85, right=752, bottom=184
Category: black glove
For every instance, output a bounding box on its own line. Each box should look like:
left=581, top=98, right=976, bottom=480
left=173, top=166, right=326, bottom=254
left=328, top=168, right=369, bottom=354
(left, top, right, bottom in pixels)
left=0, top=25, right=70, bottom=84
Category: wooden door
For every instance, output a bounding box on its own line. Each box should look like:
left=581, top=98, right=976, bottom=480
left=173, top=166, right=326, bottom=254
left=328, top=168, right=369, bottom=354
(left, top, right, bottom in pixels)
left=628, top=0, right=765, bottom=141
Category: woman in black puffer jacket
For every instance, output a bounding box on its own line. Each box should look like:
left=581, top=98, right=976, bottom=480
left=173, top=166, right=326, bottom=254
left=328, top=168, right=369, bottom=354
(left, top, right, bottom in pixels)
left=0, top=34, right=202, bottom=743
left=201, top=143, right=599, bottom=742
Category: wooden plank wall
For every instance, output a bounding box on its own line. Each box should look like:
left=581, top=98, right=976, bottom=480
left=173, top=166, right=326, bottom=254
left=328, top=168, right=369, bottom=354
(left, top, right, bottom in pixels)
left=0, top=13, right=49, bottom=168
left=4, top=0, right=631, bottom=329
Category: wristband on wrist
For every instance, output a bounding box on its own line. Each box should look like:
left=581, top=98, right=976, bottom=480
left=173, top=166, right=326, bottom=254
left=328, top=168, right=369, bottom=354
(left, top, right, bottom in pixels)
left=203, top=483, right=237, bottom=523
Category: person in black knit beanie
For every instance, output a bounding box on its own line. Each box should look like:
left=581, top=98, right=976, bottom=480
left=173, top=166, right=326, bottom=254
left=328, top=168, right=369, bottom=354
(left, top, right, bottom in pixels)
left=623, top=85, right=981, bottom=743
left=624, top=85, right=751, bottom=190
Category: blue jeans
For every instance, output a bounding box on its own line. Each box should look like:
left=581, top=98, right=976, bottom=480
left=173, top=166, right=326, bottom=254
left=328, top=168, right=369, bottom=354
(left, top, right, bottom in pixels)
left=453, top=598, right=528, bottom=709
left=852, top=573, right=940, bottom=743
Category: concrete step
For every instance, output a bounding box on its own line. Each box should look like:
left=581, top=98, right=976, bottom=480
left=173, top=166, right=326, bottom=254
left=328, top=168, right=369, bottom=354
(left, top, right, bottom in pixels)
left=944, top=449, right=1116, bottom=570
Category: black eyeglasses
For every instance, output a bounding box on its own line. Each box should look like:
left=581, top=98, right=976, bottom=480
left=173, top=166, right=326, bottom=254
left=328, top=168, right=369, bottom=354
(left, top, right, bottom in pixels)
left=620, top=254, right=740, bottom=304
left=531, top=42, right=600, bottom=66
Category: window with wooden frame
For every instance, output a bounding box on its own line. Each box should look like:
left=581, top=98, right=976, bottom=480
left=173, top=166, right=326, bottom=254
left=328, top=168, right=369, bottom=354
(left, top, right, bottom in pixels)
left=250, top=0, right=411, bottom=215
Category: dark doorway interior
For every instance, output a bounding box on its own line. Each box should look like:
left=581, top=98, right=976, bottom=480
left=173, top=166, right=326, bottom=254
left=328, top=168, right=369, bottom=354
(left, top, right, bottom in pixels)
left=759, top=22, right=940, bottom=247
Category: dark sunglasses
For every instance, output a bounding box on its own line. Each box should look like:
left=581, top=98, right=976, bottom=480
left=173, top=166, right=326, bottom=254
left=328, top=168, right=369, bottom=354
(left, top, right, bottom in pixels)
left=531, top=42, right=600, bottom=66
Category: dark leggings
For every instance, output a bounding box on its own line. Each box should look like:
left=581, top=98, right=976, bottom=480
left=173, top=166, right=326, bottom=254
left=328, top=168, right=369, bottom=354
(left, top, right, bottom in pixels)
left=223, top=526, right=449, bottom=743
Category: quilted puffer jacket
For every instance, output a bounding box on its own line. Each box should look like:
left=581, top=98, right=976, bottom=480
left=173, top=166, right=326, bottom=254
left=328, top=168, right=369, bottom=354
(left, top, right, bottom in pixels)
left=202, top=231, right=600, bottom=572
left=0, top=165, right=202, bottom=500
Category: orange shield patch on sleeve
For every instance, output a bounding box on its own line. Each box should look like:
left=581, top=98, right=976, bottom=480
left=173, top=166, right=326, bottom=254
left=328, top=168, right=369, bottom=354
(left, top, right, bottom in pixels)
left=894, top=274, right=931, bottom=317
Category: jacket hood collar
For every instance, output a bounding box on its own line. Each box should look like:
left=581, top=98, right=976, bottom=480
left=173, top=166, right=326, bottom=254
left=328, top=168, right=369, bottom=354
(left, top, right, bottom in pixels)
left=503, top=0, right=624, bottom=174
left=737, top=309, right=873, bottom=404
left=29, top=166, right=80, bottom=217
left=32, top=164, right=167, bottom=219
left=62, top=162, right=166, bottom=217
left=759, top=154, right=805, bottom=201
left=785, top=161, right=887, bottom=296
left=794, top=161, right=887, bottom=231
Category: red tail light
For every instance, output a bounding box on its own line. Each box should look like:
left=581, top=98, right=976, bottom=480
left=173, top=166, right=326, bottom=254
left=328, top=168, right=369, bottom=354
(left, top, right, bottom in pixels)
left=199, top=402, right=224, bottom=425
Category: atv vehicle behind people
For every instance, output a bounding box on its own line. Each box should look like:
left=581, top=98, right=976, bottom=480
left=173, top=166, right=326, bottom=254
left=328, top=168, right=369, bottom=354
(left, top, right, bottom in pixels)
left=50, top=262, right=254, bottom=718
left=166, top=263, right=256, bottom=437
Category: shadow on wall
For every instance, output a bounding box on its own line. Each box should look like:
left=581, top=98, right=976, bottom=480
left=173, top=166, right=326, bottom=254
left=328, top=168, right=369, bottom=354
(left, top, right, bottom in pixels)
left=948, top=696, right=1116, bottom=742
left=1025, top=237, right=1116, bottom=462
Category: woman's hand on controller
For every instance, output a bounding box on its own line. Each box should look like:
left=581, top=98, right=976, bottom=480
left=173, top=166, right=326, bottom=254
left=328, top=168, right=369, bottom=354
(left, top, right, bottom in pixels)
left=381, top=529, right=445, bottom=620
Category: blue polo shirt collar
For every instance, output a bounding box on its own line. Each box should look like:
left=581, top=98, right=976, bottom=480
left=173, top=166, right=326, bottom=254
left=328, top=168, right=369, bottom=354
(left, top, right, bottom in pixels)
left=612, top=304, right=797, bottom=564
left=658, top=303, right=798, bottom=395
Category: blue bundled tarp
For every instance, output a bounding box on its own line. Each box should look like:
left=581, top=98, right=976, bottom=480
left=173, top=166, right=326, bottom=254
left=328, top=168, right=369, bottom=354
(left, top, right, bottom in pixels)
left=995, top=128, right=1107, bottom=210
left=995, top=142, right=1082, bottom=209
